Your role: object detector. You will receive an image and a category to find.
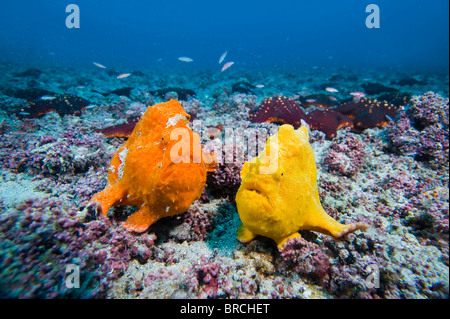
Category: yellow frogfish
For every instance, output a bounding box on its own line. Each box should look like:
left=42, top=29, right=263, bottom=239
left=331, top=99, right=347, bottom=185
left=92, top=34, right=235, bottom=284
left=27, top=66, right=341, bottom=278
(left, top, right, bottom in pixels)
left=235, top=124, right=368, bottom=248
left=90, top=99, right=214, bottom=232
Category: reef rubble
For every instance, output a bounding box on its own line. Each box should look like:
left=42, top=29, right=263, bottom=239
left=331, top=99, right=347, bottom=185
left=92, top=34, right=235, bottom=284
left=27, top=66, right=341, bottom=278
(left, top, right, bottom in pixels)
left=0, top=64, right=448, bottom=299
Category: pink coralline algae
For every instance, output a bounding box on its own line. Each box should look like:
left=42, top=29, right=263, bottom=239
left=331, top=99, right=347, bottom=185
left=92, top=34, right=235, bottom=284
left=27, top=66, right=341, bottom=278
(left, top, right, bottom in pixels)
left=409, top=92, right=449, bottom=128
left=186, top=256, right=228, bottom=298
left=382, top=171, right=419, bottom=199
left=278, top=236, right=330, bottom=282
left=322, top=133, right=366, bottom=176
left=387, top=92, right=449, bottom=169
left=206, top=142, right=244, bottom=202
left=169, top=203, right=216, bottom=242
left=0, top=124, right=109, bottom=178
left=324, top=233, right=385, bottom=299
left=0, top=197, right=157, bottom=298
left=211, top=93, right=257, bottom=120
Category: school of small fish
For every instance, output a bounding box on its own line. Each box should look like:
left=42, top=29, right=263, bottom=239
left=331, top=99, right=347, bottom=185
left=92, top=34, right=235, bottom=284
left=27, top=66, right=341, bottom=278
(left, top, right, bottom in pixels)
left=93, top=52, right=235, bottom=74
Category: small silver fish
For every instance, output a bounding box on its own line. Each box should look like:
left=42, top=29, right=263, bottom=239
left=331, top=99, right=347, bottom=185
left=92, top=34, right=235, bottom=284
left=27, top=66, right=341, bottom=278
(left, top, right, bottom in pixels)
left=385, top=115, right=394, bottom=122
left=40, top=95, right=57, bottom=101
left=221, top=61, right=234, bottom=72
left=178, top=57, right=193, bottom=63
left=93, top=62, right=106, bottom=69
left=117, top=73, right=131, bottom=79
left=325, top=87, right=339, bottom=93
left=219, top=51, right=228, bottom=64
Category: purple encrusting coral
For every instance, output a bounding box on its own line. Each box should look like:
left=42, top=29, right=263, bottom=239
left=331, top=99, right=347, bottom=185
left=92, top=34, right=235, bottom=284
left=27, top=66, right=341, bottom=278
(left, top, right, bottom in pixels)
left=387, top=92, right=449, bottom=169
left=0, top=121, right=110, bottom=178
left=322, top=133, right=366, bottom=176
left=206, top=142, right=244, bottom=202
left=188, top=257, right=225, bottom=298
left=0, top=63, right=448, bottom=300
left=0, top=196, right=158, bottom=298
left=278, top=236, right=330, bottom=282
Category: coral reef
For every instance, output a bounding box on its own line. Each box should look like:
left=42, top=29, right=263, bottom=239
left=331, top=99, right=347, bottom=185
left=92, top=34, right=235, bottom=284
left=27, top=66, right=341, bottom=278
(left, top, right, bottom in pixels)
left=8, top=88, right=56, bottom=101
left=206, top=142, right=244, bottom=202
left=16, top=95, right=90, bottom=118
left=307, top=110, right=353, bottom=139
left=322, top=133, right=366, bottom=176
left=387, top=92, right=449, bottom=169
left=0, top=64, right=448, bottom=300
left=94, top=115, right=140, bottom=138
left=0, top=120, right=109, bottom=178
left=249, top=95, right=308, bottom=127
left=334, top=97, right=399, bottom=131
left=94, top=87, right=134, bottom=98
left=0, top=197, right=155, bottom=298
left=278, top=236, right=330, bottom=282
left=250, top=95, right=400, bottom=139
left=231, top=81, right=255, bottom=94
left=361, top=82, right=399, bottom=95
left=300, top=93, right=339, bottom=109
left=151, top=87, right=196, bottom=101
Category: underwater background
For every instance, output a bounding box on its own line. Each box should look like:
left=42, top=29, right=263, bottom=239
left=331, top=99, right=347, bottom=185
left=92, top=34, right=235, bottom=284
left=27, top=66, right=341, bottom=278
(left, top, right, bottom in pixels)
left=1, top=0, right=448, bottom=71
left=0, top=0, right=448, bottom=299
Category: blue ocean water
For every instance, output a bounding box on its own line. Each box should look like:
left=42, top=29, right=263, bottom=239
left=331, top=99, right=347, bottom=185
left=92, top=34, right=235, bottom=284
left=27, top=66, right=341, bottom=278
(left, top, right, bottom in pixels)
left=0, top=0, right=448, bottom=72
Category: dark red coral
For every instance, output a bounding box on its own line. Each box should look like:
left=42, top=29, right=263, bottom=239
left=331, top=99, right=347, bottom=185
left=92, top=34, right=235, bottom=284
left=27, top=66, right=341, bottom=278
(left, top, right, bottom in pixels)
left=307, top=110, right=353, bottom=139
left=17, top=95, right=90, bottom=118
left=94, top=115, right=140, bottom=138
left=249, top=95, right=308, bottom=127
left=333, top=97, right=399, bottom=131
left=249, top=95, right=401, bottom=139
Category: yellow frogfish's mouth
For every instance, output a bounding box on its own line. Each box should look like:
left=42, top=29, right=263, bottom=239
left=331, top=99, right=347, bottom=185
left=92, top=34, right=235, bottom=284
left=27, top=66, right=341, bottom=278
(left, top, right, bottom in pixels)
left=240, top=181, right=272, bottom=210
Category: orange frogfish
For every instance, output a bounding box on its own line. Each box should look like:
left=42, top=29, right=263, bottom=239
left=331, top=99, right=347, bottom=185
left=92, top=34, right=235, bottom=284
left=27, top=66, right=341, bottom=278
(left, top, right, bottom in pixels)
left=90, top=99, right=214, bottom=232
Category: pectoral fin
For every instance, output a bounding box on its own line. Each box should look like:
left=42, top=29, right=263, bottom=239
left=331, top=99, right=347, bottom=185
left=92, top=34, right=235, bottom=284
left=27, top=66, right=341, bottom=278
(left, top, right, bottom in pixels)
left=90, top=185, right=127, bottom=217
left=275, top=232, right=301, bottom=250
left=122, top=205, right=157, bottom=233
left=237, top=224, right=256, bottom=243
